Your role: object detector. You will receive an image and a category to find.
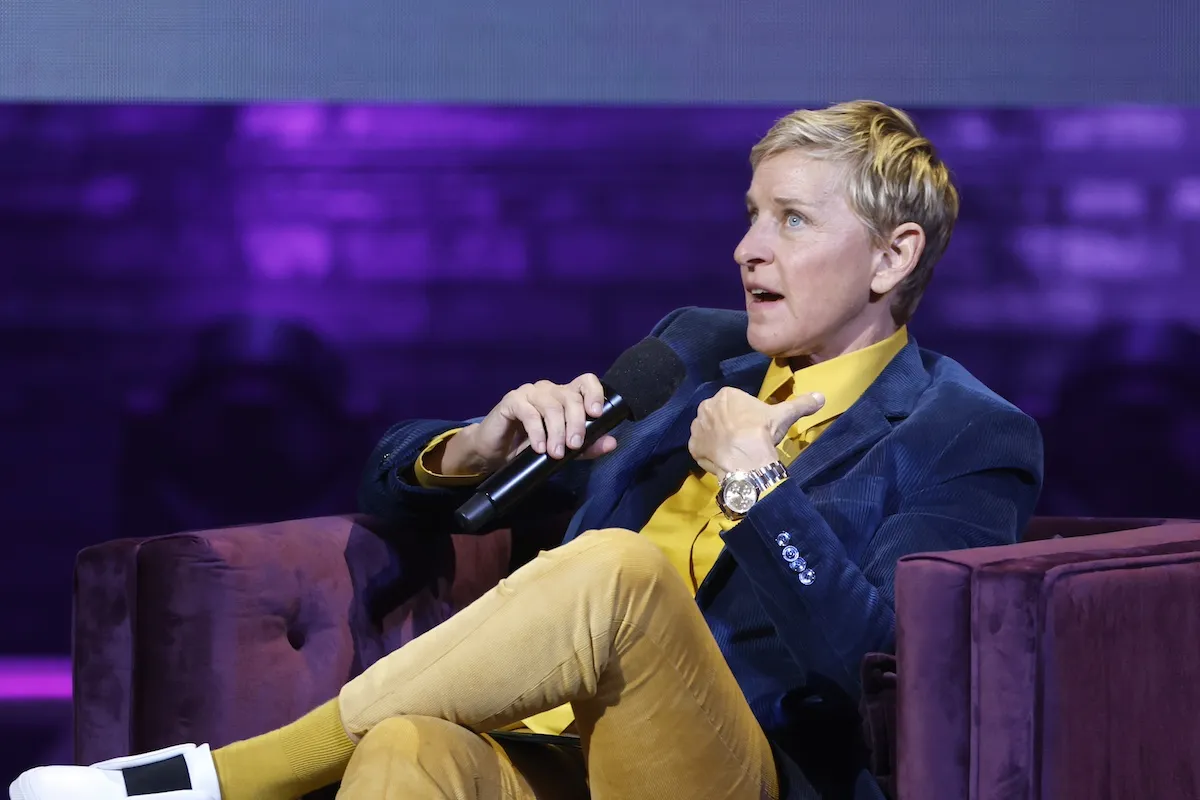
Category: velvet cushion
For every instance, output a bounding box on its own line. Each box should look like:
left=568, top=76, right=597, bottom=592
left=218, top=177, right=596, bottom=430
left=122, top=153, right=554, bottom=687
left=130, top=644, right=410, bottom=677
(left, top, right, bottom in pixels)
left=73, top=515, right=514, bottom=764
left=895, top=521, right=1200, bottom=800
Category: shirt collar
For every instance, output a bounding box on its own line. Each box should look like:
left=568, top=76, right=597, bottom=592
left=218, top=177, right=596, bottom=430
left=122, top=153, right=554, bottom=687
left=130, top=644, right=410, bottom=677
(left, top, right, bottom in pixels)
left=756, top=326, right=909, bottom=436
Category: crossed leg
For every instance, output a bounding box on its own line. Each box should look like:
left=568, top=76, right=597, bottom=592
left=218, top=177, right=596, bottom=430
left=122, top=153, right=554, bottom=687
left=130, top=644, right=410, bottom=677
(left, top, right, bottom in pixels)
left=216, top=529, right=778, bottom=800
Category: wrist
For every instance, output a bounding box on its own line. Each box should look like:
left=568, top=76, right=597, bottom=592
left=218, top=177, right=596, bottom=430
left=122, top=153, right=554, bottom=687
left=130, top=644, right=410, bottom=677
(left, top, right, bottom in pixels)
left=437, top=424, right=493, bottom=476
left=717, top=460, right=788, bottom=520
left=718, top=433, right=780, bottom=478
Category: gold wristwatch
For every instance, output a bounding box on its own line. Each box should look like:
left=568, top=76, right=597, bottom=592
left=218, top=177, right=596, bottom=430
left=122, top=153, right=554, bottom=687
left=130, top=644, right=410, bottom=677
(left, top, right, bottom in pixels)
left=717, top=461, right=788, bottom=520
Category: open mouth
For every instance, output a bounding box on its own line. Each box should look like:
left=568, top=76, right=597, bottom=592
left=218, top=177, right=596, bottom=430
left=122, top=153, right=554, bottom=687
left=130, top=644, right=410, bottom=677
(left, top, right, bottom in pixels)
left=749, top=289, right=784, bottom=303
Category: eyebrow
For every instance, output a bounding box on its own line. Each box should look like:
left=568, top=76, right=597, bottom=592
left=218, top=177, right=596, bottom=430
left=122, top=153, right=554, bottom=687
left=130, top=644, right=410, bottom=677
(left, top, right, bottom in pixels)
left=744, top=194, right=813, bottom=208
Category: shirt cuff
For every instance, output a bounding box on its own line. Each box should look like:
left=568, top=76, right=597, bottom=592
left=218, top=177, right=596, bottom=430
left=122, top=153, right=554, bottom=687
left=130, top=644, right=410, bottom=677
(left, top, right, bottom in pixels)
left=413, top=428, right=486, bottom=488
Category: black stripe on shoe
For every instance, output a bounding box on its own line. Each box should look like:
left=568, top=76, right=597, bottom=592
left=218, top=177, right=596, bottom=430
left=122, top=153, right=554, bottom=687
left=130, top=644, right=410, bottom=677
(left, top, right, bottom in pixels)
left=122, top=755, right=193, bottom=795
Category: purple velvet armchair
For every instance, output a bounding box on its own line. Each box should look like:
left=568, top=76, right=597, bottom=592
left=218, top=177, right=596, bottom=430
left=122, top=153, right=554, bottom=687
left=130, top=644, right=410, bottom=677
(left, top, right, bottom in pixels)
left=73, top=515, right=1200, bottom=799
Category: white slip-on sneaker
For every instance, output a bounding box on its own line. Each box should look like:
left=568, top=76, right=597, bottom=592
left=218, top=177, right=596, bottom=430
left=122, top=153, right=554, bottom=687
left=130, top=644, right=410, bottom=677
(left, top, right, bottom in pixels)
left=10, top=742, right=221, bottom=800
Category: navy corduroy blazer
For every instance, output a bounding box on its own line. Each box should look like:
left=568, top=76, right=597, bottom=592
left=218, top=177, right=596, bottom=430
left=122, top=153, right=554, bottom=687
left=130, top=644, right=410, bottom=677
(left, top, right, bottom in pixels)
left=359, top=306, right=1044, bottom=799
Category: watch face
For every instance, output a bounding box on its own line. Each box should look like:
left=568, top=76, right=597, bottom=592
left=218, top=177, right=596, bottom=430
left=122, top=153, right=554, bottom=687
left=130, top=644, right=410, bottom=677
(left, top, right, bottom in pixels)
left=723, top=477, right=757, bottom=515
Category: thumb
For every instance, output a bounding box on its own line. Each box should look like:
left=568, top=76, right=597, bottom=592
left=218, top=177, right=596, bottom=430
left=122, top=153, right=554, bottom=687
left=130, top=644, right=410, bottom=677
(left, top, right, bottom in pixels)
left=580, top=434, right=618, bottom=460
left=771, top=392, right=825, bottom=432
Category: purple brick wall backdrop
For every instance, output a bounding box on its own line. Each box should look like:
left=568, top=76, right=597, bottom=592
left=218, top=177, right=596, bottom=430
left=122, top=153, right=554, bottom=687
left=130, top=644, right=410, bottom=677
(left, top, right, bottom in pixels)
left=2, top=104, right=1200, bottom=655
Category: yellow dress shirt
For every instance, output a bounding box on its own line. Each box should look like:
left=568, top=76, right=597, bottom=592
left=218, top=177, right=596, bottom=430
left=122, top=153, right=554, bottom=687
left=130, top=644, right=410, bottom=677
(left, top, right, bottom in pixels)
left=415, top=327, right=908, bottom=735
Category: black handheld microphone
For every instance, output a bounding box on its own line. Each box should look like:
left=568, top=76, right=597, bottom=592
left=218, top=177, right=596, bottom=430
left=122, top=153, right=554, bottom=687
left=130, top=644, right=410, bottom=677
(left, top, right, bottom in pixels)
left=454, top=336, right=687, bottom=533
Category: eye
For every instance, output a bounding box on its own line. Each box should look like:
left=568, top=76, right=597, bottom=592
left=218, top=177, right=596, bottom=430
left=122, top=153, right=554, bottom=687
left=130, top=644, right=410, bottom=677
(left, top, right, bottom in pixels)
left=746, top=209, right=758, bottom=225
left=785, top=213, right=804, bottom=228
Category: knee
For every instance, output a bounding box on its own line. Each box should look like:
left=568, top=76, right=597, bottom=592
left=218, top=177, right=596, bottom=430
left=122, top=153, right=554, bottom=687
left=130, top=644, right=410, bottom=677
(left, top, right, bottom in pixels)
left=344, top=716, right=493, bottom=797
left=578, top=528, right=677, bottom=587
left=357, top=715, right=472, bottom=756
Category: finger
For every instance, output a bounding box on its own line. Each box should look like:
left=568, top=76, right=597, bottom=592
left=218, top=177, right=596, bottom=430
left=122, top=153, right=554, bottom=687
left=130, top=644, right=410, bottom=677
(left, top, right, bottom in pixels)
left=507, top=397, right=548, bottom=454
left=573, top=373, right=606, bottom=417
left=687, top=433, right=717, bottom=476
left=562, top=388, right=588, bottom=450
left=531, top=391, right=568, bottom=459
left=772, top=392, right=825, bottom=432
left=690, top=445, right=717, bottom=475
left=495, top=385, right=533, bottom=423
left=580, top=434, right=618, bottom=459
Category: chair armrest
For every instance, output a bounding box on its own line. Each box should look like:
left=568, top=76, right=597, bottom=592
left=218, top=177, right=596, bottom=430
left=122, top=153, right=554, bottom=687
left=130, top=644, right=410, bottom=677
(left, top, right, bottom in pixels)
left=895, top=521, right=1200, bottom=800
left=73, top=515, right=511, bottom=764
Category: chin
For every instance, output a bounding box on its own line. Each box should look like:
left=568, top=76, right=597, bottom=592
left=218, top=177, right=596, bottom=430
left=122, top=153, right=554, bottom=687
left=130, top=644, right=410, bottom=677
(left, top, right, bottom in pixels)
left=747, top=323, right=805, bottom=359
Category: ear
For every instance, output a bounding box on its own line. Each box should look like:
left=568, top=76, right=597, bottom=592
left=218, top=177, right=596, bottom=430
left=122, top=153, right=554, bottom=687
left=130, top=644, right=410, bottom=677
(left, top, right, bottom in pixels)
left=870, top=223, right=925, bottom=296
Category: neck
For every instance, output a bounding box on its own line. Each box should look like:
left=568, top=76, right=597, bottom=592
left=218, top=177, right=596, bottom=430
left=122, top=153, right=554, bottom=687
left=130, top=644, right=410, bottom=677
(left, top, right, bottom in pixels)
left=787, top=316, right=900, bottom=370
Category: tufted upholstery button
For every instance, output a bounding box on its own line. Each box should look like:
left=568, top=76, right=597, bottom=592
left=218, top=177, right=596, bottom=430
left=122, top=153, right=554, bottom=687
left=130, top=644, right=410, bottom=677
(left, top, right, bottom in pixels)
left=287, top=627, right=307, bottom=650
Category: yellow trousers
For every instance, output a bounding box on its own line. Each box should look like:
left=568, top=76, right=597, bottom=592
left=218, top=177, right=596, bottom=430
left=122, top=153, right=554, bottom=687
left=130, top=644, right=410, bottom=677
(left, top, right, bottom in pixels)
left=335, top=528, right=778, bottom=799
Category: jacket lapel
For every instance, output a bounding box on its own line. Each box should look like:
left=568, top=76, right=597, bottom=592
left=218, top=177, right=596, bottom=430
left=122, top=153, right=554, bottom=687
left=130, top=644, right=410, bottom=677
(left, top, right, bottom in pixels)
left=784, top=396, right=893, bottom=485
left=718, top=351, right=775, bottom=393
left=570, top=353, right=770, bottom=536
left=606, top=353, right=773, bottom=531
left=786, top=339, right=929, bottom=485
left=662, top=351, right=772, bottom=457
left=565, top=370, right=709, bottom=538
left=568, top=336, right=930, bottom=536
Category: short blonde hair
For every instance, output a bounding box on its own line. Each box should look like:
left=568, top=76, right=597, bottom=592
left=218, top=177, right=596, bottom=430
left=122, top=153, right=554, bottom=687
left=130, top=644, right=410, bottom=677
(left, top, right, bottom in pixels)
left=749, top=100, right=959, bottom=324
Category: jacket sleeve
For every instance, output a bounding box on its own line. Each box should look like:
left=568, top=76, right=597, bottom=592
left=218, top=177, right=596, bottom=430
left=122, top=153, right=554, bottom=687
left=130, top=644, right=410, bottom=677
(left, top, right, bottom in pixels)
left=718, top=407, right=1043, bottom=699
left=356, top=416, right=591, bottom=533
left=357, top=306, right=698, bottom=533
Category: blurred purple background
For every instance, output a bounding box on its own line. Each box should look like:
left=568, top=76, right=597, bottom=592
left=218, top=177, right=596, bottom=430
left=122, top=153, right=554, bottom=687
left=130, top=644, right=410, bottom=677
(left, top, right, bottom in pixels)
left=5, top=103, right=1200, bottom=650
left=2, top=103, right=1200, bottom=778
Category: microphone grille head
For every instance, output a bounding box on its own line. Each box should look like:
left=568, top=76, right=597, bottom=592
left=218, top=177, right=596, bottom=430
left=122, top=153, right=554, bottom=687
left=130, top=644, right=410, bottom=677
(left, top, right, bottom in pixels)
left=601, top=337, right=687, bottom=421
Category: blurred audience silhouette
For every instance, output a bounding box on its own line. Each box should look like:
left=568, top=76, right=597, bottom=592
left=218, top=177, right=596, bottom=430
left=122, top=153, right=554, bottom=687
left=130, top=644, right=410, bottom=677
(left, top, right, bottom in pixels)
left=116, top=316, right=373, bottom=538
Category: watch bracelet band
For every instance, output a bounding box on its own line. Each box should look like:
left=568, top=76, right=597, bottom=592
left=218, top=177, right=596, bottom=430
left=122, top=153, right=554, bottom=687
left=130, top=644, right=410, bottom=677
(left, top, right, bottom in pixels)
left=717, top=460, right=790, bottom=520
left=749, top=460, right=789, bottom=493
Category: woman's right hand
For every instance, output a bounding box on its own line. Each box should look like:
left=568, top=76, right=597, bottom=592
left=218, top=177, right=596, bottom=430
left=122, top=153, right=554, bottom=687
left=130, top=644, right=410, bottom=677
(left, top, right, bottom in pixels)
left=439, top=373, right=619, bottom=476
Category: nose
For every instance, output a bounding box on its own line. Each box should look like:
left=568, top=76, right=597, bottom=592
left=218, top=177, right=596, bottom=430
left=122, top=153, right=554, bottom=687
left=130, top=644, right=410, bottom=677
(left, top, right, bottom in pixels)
left=734, top=224, right=772, bottom=271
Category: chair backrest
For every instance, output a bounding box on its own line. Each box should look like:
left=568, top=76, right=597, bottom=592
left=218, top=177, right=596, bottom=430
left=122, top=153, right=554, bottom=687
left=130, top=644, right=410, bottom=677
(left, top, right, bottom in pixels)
left=1022, top=516, right=1178, bottom=542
